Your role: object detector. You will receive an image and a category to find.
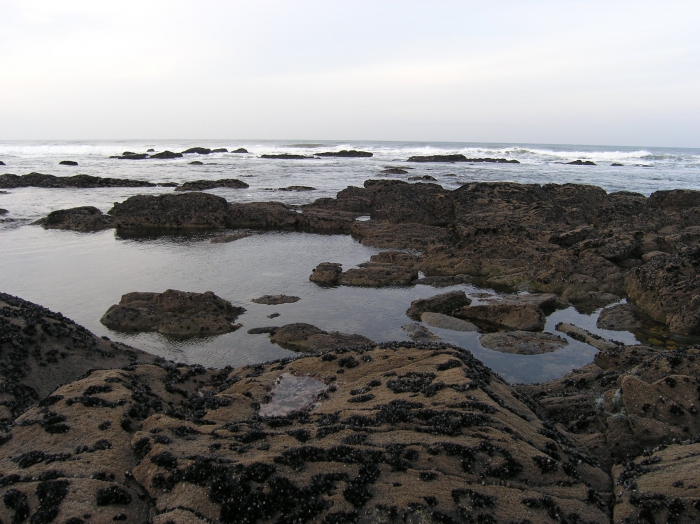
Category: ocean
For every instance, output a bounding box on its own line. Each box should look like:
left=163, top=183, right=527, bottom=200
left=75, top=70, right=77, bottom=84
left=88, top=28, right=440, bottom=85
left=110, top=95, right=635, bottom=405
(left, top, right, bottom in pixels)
left=1, top=140, right=698, bottom=383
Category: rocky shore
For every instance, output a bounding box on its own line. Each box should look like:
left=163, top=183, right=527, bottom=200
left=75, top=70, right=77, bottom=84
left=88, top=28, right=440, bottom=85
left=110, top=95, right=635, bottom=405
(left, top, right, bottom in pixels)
left=1, top=293, right=699, bottom=523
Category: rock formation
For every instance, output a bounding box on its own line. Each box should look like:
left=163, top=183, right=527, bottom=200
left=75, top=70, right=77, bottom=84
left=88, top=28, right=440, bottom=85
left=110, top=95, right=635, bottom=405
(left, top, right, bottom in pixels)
left=174, top=179, right=249, bottom=191
left=0, top=173, right=155, bottom=189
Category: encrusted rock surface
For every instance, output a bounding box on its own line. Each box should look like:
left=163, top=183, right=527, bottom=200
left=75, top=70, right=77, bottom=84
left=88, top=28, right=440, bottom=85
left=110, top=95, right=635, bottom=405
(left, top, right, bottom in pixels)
left=100, top=290, right=246, bottom=336
left=251, top=295, right=300, bottom=305
left=270, top=323, right=373, bottom=351
left=0, top=173, right=155, bottom=189
left=555, top=323, right=621, bottom=351
left=455, top=302, right=546, bottom=332
left=174, top=179, right=249, bottom=191
left=405, top=291, right=472, bottom=320
left=5, top=294, right=700, bottom=523
left=597, top=303, right=643, bottom=331
left=33, top=206, right=114, bottom=232
left=310, top=262, right=419, bottom=287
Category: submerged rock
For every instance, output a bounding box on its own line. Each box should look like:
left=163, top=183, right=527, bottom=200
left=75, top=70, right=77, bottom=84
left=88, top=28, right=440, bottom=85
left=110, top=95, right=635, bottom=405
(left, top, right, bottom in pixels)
left=420, top=312, right=478, bottom=331
left=174, top=179, right=249, bottom=191
left=210, top=232, right=251, bottom=243
left=58, top=160, right=78, bottom=166
left=380, top=167, right=409, bottom=174
left=270, top=322, right=373, bottom=351
left=0, top=173, right=156, bottom=189
left=408, top=175, right=437, bottom=181
left=402, top=323, right=440, bottom=341
left=33, top=206, right=114, bottom=231
left=260, top=154, right=315, bottom=159
left=406, top=291, right=472, bottom=320
left=480, top=331, right=568, bottom=355
left=251, top=295, right=300, bottom=305
left=100, top=290, right=245, bottom=336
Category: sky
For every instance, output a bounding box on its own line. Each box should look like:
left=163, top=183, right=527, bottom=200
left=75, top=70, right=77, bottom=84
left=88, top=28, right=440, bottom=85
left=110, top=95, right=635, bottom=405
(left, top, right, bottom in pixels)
left=0, top=0, right=699, bottom=147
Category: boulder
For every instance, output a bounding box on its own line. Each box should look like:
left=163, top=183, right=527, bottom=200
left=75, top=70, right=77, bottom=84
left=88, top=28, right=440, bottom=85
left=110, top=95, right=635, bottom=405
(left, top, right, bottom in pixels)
left=270, top=322, right=373, bottom=351
left=339, top=263, right=418, bottom=287
left=0, top=160, right=5, bottom=165
left=565, top=159, right=596, bottom=165
left=401, top=323, right=440, bottom=341
left=0, top=173, right=156, bottom=189
left=278, top=186, right=316, bottom=191
left=406, top=291, right=472, bottom=320
left=109, top=192, right=231, bottom=231
left=309, top=262, right=343, bottom=284
left=420, top=312, right=478, bottom=331
left=174, top=179, right=249, bottom=191
left=58, top=160, right=78, bottom=166
left=315, top=150, right=373, bottom=157
left=0, top=208, right=7, bottom=216
left=189, top=160, right=204, bottom=165
left=211, top=148, right=228, bottom=153
left=114, top=152, right=149, bottom=159
left=260, top=154, right=315, bottom=159
left=181, top=147, right=212, bottom=155
left=455, top=303, right=546, bottom=331
left=150, top=150, right=183, bottom=159
left=596, top=303, right=642, bottom=331
left=555, top=323, right=621, bottom=351
left=480, top=331, right=568, bottom=355
left=100, top=290, right=245, bottom=336
left=251, top=295, right=300, bottom=305
left=231, top=148, right=249, bottom=154
left=32, top=206, right=114, bottom=231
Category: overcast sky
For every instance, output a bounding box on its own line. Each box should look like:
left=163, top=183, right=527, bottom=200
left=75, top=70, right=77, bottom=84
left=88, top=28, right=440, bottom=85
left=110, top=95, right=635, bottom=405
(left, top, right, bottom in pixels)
left=1, top=0, right=699, bottom=146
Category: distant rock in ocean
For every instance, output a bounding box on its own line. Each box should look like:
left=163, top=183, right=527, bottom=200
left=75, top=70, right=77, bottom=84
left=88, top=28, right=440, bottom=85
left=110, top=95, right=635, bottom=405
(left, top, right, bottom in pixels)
left=261, top=153, right=315, bottom=159
left=407, top=154, right=519, bottom=163
left=181, top=147, right=212, bottom=155
left=150, top=150, right=183, bottom=159
left=316, top=150, right=373, bottom=157
left=566, top=159, right=596, bottom=165
left=59, top=160, right=78, bottom=166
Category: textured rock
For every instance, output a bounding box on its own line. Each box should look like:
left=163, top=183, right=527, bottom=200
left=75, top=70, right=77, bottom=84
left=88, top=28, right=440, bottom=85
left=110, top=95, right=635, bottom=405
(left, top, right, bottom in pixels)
left=181, top=147, right=212, bottom=155
left=555, top=323, right=621, bottom=351
left=315, top=150, right=373, bottom=157
left=0, top=173, right=155, bottom=189
left=402, top=323, right=440, bottom=341
left=309, top=262, right=343, bottom=285
left=231, top=148, right=249, bottom=153
left=150, top=150, right=183, bottom=159
left=480, top=331, right=568, bottom=355
left=455, top=303, right=546, bottom=331
left=32, top=206, right=114, bottom=232
left=597, top=303, right=642, bottom=331
left=251, top=295, right=300, bottom=305
left=100, top=290, right=245, bottom=336
left=406, top=291, right=472, bottom=320
left=174, top=179, right=249, bottom=191
left=339, top=264, right=419, bottom=287
left=260, top=154, right=315, bottom=159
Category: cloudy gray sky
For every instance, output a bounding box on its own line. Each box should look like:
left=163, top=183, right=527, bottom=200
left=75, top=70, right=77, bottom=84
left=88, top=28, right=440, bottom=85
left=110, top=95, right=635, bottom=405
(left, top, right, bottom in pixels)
left=1, top=0, right=699, bottom=146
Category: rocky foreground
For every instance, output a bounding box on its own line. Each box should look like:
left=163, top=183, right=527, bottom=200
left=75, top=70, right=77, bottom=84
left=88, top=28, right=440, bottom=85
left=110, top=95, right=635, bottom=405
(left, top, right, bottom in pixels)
left=1, top=293, right=699, bottom=523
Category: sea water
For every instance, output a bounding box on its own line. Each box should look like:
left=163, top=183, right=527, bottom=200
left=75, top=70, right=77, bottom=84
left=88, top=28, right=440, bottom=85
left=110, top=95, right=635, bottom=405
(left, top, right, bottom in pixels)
left=1, top=140, right=698, bottom=383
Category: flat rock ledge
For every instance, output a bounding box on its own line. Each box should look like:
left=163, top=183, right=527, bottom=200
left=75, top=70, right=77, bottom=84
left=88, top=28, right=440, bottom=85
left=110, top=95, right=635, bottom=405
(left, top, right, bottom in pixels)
left=251, top=295, right=300, bottom=305
left=406, top=291, right=472, bottom=320
left=0, top=173, right=156, bottom=189
left=480, top=331, right=568, bottom=355
left=270, top=322, right=373, bottom=351
left=174, top=179, right=249, bottom=191
left=420, top=312, right=478, bottom=332
left=3, top=294, right=700, bottom=523
left=555, top=322, right=622, bottom=351
left=310, top=262, right=418, bottom=287
left=100, top=289, right=246, bottom=336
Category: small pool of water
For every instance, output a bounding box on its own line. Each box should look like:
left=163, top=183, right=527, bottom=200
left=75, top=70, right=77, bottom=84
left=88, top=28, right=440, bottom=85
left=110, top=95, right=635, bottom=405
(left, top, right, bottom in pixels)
left=0, top=225, right=644, bottom=384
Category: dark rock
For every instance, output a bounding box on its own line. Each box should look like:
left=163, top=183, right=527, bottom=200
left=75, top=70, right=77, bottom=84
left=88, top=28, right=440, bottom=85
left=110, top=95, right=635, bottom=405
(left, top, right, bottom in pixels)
left=211, top=148, right=228, bottom=153
left=455, top=302, right=546, bottom=331
left=310, top=262, right=419, bottom=287
left=109, top=192, right=231, bottom=231
left=147, top=149, right=155, bottom=152
left=0, top=161, right=5, bottom=165
left=480, top=331, right=568, bottom=354
left=0, top=208, right=7, bottom=216
left=315, top=150, right=373, bottom=158
left=114, top=153, right=149, bottom=160
left=566, top=160, right=596, bottom=165
left=100, top=289, right=245, bottom=336
left=174, top=179, right=249, bottom=191
left=260, top=154, right=315, bottom=159
left=270, top=323, right=373, bottom=351
left=309, top=262, right=343, bottom=285
left=380, top=168, right=409, bottom=174
left=59, top=160, right=78, bottom=166
left=555, top=323, right=620, bottom=351
left=247, top=327, right=280, bottom=335
left=597, top=303, right=642, bottom=331
left=0, top=173, right=156, bottom=189
left=278, top=186, right=316, bottom=191
left=157, top=182, right=178, bottom=187
left=648, top=189, right=700, bottom=210
left=189, top=161, right=204, bottom=165
left=611, top=163, right=623, bottom=166
left=415, top=275, right=472, bottom=287
left=251, top=295, right=300, bottom=305
left=407, top=154, right=519, bottom=163
left=33, top=206, right=114, bottom=232
left=406, top=291, right=472, bottom=320
left=149, top=150, right=183, bottom=159
left=408, top=175, right=437, bottom=181
left=181, top=147, right=212, bottom=155
left=231, top=148, right=249, bottom=154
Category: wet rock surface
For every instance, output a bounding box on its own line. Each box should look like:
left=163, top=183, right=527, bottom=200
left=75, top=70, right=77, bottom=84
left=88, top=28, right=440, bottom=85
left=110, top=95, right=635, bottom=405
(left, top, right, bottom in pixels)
left=269, top=323, right=373, bottom=351
left=174, top=178, right=249, bottom=191
left=455, top=302, right=546, bottom=332
left=310, top=262, right=419, bottom=287
left=251, top=295, right=300, bottom=305
left=6, top=295, right=700, bottom=523
left=406, top=291, right=472, bottom=320
left=0, top=173, right=156, bottom=189
left=480, top=331, right=568, bottom=355
left=597, top=303, right=643, bottom=331
left=555, top=323, right=622, bottom=351
left=100, top=290, right=246, bottom=336
left=33, top=206, right=115, bottom=232
left=420, top=312, right=478, bottom=332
